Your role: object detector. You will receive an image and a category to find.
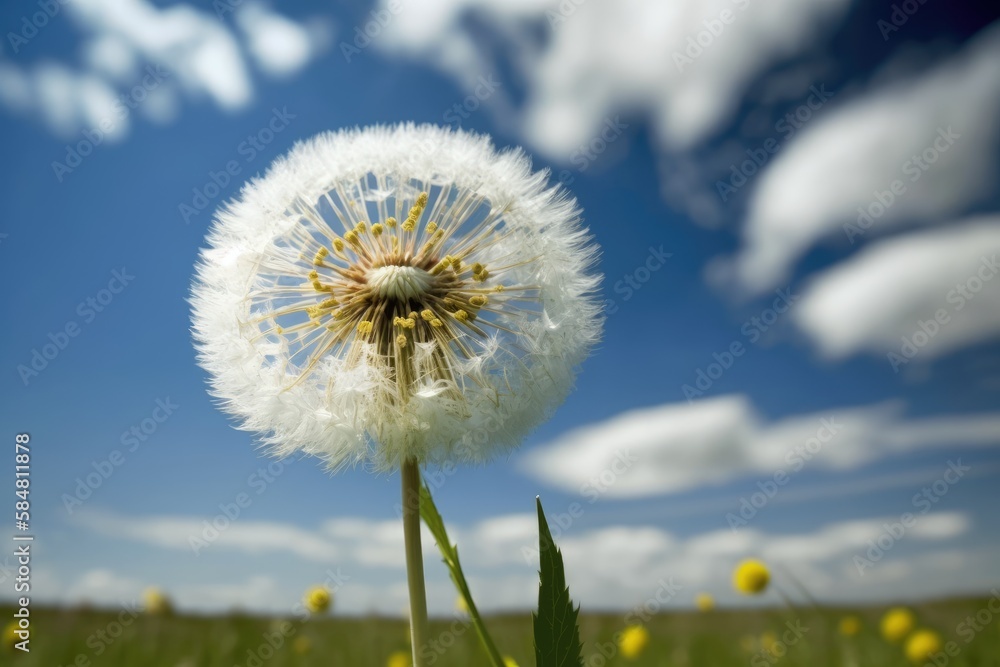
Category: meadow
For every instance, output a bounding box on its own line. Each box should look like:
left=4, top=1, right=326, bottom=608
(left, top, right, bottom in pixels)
left=5, top=595, right=998, bottom=667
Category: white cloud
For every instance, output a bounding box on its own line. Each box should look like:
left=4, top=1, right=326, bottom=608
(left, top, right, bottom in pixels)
left=19, top=63, right=133, bottom=141
left=236, top=3, right=328, bottom=77
left=0, top=0, right=332, bottom=139
left=519, top=395, right=1000, bottom=497
left=0, top=63, right=32, bottom=111
left=70, top=0, right=254, bottom=110
left=794, top=219, right=1000, bottom=360
left=59, top=568, right=285, bottom=614
left=66, top=568, right=144, bottom=604
left=71, top=507, right=531, bottom=572
left=727, top=24, right=1000, bottom=292
left=75, top=511, right=343, bottom=562
left=139, top=83, right=180, bottom=124
left=557, top=512, right=977, bottom=608
left=78, top=73, right=126, bottom=140
left=63, top=505, right=983, bottom=613
left=34, top=64, right=81, bottom=137
left=83, top=34, right=139, bottom=82
left=176, top=575, right=284, bottom=613
left=374, top=0, right=850, bottom=155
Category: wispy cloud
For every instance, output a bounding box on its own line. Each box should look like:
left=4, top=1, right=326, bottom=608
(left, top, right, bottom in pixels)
left=723, top=24, right=1000, bottom=293
left=373, top=0, right=851, bottom=154
left=520, top=395, right=1000, bottom=497
left=0, top=0, right=333, bottom=139
left=63, top=507, right=983, bottom=613
left=794, top=219, right=1000, bottom=362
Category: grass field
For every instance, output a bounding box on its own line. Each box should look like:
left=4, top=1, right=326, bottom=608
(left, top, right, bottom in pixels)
left=4, top=596, right=999, bottom=666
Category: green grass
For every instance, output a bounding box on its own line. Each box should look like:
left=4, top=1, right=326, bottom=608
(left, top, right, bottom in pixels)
left=4, top=596, right=999, bottom=666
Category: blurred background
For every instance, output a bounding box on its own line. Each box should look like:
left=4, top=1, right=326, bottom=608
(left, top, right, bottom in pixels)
left=1, top=0, right=1000, bottom=662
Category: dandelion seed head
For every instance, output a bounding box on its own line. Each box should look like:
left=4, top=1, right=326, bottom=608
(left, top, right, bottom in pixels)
left=192, top=124, right=602, bottom=470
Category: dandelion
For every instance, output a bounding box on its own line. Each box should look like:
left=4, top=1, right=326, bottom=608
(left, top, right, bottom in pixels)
left=292, top=636, right=312, bottom=655
left=191, top=124, right=602, bottom=666
left=142, top=587, right=172, bottom=615
left=760, top=631, right=779, bottom=657
left=618, top=625, right=650, bottom=660
left=839, top=615, right=862, bottom=637
left=304, top=585, right=332, bottom=614
left=733, top=558, right=770, bottom=595
left=881, top=607, right=916, bottom=643
left=904, top=629, right=943, bottom=663
left=695, top=592, right=715, bottom=612
left=3, top=621, right=21, bottom=653
left=191, top=124, right=601, bottom=469
left=387, top=650, right=412, bottom=667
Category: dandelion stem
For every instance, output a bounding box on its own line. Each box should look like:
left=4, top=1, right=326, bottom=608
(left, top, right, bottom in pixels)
left=402, top=457, right=430, bottom=667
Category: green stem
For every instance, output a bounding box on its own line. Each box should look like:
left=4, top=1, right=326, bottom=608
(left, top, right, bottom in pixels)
left=402, top=458, right=430, bottom=667
left=418, top=482, right=507, bottom=666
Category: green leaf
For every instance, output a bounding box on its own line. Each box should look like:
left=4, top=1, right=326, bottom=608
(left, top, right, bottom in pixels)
left=533, top=496, right=583, bottom=667
left=419, top=481, right=507, bottom=667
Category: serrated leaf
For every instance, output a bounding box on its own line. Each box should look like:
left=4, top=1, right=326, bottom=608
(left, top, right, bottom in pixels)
left=419, top=482, right=506, bottom=667
left=533, top=496, right=583, bottom=667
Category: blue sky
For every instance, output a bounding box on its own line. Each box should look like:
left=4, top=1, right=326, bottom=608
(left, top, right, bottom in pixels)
left=0, top=0, right=999, bottom=615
